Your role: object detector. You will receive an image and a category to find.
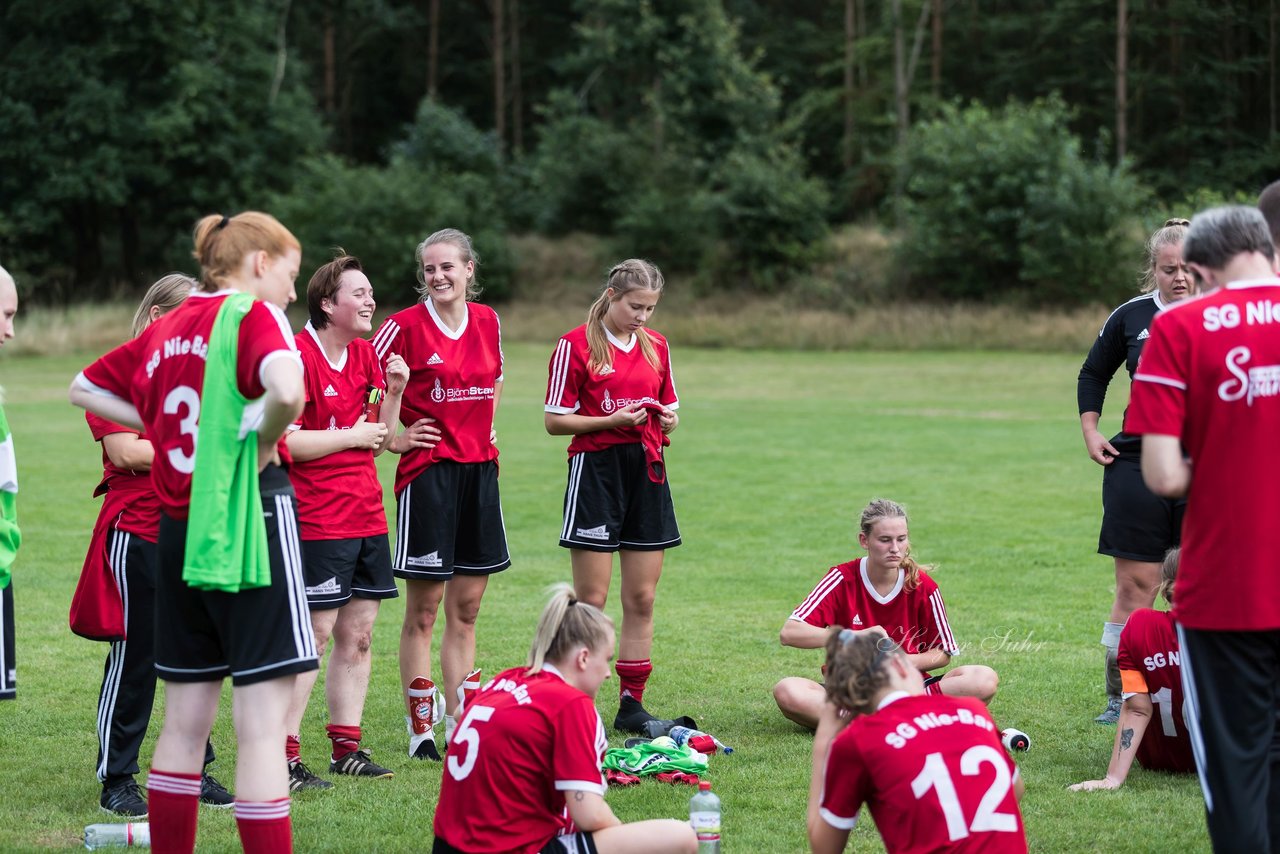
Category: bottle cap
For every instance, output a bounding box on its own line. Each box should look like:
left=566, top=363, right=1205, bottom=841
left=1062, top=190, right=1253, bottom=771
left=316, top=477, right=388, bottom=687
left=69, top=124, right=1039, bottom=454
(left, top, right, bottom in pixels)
left=699, top=780, right=711, bottom=792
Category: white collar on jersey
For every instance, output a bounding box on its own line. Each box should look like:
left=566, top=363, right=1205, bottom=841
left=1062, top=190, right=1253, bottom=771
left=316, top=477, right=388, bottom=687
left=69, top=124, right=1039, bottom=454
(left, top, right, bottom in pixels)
left=541, top=663, right=565, bottom=679
left=303, top=321, right=349, bottom=373
left=877, top=690, right=911, bottom=711
left=1225, top=277, right=1280, bottom=289
left=603, top=322, right=638, bottom=353
left=425, top=297, right=469, bottom=340
left=859, top=556, right=905, bottom=605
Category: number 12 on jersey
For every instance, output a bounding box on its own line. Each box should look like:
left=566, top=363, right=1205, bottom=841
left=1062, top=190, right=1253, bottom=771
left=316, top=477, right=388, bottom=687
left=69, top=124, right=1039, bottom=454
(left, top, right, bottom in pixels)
left=910, top=746, right=1019, bottom=842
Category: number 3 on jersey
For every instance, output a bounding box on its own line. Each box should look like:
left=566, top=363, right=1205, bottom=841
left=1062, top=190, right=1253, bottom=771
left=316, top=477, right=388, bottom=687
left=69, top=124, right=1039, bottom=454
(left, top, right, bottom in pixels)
left=163, top=385, right=201, bottom=474
left=447, top=704, right=495, bottom=781
left=911, top=745, right=1018, bottom=842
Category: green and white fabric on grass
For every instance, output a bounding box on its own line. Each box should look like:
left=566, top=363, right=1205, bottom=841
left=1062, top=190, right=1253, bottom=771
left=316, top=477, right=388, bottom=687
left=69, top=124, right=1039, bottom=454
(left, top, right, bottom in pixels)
left=0, top=399, right=20, bottom=590
left=602, top=742, right=708, bottom=777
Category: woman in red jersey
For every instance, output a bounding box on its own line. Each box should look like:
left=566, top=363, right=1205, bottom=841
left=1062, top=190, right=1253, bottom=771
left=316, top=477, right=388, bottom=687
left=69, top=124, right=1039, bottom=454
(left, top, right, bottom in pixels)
left=544, top=260, right=681, bottom=734
left=775, top=499, right=999, bottom=729
left=72, top=275, right=235, bottom=816
left=810, top=628, right=1027, bottom=854
left=432, top=584, right=696, bottom=854
left=371, top=228, right=508, bottom=761
left=1070, top=547, right=1195, bottom=791
left=71, top=211, right=314, bottom=854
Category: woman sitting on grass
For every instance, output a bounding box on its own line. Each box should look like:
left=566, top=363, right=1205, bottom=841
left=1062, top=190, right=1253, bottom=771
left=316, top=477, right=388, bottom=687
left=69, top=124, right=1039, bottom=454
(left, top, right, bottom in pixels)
left=1069, top=547, right=1195, bottom=791
left=775, top=498, right=998, bottom=729
left=431, top=584, right=696, bottom=854
left=809, top=628, right=1027, bottom=853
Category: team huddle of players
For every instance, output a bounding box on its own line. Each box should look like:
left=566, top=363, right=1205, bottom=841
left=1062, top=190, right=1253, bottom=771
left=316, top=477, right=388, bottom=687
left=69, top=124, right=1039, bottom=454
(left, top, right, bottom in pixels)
left=56, top=189, right=1280, bottom=854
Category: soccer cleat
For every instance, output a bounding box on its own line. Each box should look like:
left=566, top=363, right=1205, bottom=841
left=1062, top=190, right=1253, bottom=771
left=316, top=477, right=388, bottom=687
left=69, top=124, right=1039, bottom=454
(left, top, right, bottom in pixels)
left=410, top=732, right=441, bottom=761
left=288, top=760, right=334, bottom=792
left=1094, top=696, right=1122, bottom=725
left=330, top=749, right=394, bottom=779
left=199, top=772, right=234, bottom=808
left=100, top=778, right=148, bottom=818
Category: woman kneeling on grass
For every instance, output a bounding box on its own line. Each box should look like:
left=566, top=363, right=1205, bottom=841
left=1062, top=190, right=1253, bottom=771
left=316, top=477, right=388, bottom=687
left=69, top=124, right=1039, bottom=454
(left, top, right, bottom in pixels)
left=775, top=499, right=998, bottom=730
left=1069, top=547, right=1195, bottom=791
left=432, top=584, right=696, bottom=854
left=809, top=628, right=1027, bottom=854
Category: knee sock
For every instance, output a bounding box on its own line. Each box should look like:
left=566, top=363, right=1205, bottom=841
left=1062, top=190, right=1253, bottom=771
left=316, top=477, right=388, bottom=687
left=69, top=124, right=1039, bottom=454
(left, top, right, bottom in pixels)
left=615, top=659, right=653, bottom=704
left=1101, top=622, right=1124, bottom=698
left=284, top=734, right=301, bottom=766
left=235, top=798, right=292, bottom=854
left=147, top=770, right=201, bottom=854
left=326, top=724, right=360, bottom=760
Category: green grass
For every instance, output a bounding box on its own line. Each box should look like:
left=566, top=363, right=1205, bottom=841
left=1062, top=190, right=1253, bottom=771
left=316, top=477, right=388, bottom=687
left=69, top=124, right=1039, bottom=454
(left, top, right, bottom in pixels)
left=0, top=344, right=1209, bottom=852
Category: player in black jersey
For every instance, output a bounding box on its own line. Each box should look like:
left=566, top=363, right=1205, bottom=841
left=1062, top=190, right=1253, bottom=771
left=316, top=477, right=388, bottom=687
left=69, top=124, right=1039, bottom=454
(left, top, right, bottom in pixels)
left=1076, top=218, right=1193, bottom=724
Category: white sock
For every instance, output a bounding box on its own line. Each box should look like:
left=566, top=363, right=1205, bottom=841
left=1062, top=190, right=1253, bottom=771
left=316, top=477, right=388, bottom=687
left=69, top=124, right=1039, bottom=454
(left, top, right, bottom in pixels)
left=444, top=714, right=458, bottom=745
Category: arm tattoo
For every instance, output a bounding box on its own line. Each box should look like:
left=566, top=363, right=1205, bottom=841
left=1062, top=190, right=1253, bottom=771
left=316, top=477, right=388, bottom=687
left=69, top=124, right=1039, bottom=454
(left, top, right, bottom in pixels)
left=1120, top=727, right=1134, bottom=750
left=573, top=791, right=585, bottom=801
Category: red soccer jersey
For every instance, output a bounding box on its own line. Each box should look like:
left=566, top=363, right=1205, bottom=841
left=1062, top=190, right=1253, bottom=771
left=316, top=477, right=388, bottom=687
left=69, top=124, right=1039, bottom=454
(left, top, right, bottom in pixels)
left=544, top=324, right=679, bottom=457
left=791, top=558, right=960, bottom=670
left=1128, top=279, right=1280, bottom=630
left=1116, top=608, right=1195, bottom=773
left=86, top=413, right=161, bottom=540
left=433, top=665, right=608, bottom=854
left=820, top=693, right=1027, bottom=854
left=371, top=300, right=502, bottom=495
left=289, top=326, right=388, bottom=540
left=76, top=291, right=299, bottom=519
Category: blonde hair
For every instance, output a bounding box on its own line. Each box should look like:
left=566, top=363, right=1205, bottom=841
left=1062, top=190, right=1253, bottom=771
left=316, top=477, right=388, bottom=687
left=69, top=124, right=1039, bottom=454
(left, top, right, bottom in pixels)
left=860, top=498, right=930, bottom=592
left=415, top=228, right=481, bottom=301
left=1139, top=218, right=1191, bottom=294
left=1157, top=546, right=1179, bottom=605
left=131, top=273, right=196, bottom=337
left=585, top=259, right=664, bottom=374
left=824, top=629, right=903, bottom=717
left=191, top=212, right=300, bottom=293
left=526, top=583, right=614, bottom=676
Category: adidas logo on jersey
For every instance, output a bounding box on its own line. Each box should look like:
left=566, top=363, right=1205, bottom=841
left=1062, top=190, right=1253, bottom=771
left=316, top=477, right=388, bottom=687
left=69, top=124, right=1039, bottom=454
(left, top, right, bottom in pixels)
left=851, top=615, right=863, bottom=626
left=575, top=525, right=610, bottom=541
left=427, top=353, right=444, bottom=365
left=406, top=551, right=443, bottom=568
left=306, top=577, right=342, bottom=596
left=1137, top=328, right=1150, bottom=340
left=323, top=384, right=339, bottom=397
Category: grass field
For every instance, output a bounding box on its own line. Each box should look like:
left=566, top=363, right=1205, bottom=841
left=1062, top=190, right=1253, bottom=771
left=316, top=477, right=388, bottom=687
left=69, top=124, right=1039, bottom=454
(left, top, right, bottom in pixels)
left=0, top=343, right=1210, bottom=852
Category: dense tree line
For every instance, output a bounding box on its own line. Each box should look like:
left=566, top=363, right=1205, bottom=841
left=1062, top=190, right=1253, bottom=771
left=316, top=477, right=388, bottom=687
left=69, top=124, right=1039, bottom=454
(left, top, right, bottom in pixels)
left=1, top=0, right=1275, bottom=304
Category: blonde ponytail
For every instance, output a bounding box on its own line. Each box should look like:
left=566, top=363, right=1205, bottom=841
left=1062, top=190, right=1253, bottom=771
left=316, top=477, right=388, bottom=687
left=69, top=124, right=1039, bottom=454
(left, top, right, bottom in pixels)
left=526, top=583, right=614, bottom=675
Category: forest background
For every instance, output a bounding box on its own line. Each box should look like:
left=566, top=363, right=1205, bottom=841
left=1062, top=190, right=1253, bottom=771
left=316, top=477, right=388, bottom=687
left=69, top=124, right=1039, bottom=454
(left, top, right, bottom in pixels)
left=1, top=0, right=1276, bottom=318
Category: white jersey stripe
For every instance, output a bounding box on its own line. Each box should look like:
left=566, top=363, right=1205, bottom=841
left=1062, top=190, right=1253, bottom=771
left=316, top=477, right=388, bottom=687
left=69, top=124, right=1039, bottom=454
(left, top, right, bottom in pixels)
left=561, top=454, right=584, bottom=541
left=395, top=486, right=412, bottom=570
left=546, top=339, right=572, bottom=408
left=96, top=529, right=131, bottom=782
left=792, top=567, right=845, bottom=621
left=372, top=319, right=401, bottom=360
left=1132, top=372, right=1187, bottom=390
left=1175, top=623, right=1214, bottom=812
left=928, top=590, right=960, bottom=655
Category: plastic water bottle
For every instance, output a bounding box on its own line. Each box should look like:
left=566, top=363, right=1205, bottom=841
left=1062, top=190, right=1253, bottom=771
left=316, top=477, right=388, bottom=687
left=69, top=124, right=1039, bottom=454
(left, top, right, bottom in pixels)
left=669, top=725, right=734, bottom=755
left=689, top=780, right=721, bottom=853
left=84, top=822, right=150, bottom=849
left=1001, top=728, right=1031, bottom=752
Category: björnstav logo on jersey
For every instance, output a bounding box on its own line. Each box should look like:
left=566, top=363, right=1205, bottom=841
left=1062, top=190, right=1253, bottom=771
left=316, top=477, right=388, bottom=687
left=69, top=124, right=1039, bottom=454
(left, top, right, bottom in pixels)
left=431, top=378, right=446, bottom=403
left=429, top=378, right=495, bottom=404
left=1218, top=345, right=1280, bottom=406
left=601, top=389, right=615, bottom=413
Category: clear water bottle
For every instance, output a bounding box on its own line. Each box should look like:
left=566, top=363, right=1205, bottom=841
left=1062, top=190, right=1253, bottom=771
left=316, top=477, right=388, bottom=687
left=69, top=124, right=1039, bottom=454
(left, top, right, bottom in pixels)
left=689, top=780, right=721, bottom=853
left=84, top=822, right=150, bottom=849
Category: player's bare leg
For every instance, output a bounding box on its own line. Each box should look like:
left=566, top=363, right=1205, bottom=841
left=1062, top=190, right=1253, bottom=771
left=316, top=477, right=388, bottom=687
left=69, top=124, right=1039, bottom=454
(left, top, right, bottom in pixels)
left=285, top=608, right=339, bottom=744
left=593, top=819, right=699, bottom=854
left=1097, top=558, right=1160, bottom=723
left=328, top=598, right=379, bottom=727
left=400, top=578, right=445, bottom=758
left=232, top=676, right=295, bottom=802
left=571, top=548, right=615, bottom=610
left=773, top=676, right=824, bottom=729
left=440, top=574, right=488, bottom=719
left=617, top=549, right=663, bottom=663
left=936, top=664, right=999, bottom=702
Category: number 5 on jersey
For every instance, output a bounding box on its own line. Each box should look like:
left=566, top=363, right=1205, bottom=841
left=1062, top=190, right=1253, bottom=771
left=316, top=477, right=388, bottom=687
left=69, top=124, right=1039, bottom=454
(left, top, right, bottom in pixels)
left=447, top=704, right=495, bottom=781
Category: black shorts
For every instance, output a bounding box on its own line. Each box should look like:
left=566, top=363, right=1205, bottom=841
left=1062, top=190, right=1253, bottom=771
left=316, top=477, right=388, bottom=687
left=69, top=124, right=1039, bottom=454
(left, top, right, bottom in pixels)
left=0, top=581, right=13, bottom=700
left=301, top=535, right=398, bottom=609
left=431, top=831, right=598, bottom=854
left=155, top=465, right=320, bottom=686
left=560, top=444, right=681, bottom=552
left=1099, top=451, right=1185, bottom=562
left=393, top=460, right=511, bottom=580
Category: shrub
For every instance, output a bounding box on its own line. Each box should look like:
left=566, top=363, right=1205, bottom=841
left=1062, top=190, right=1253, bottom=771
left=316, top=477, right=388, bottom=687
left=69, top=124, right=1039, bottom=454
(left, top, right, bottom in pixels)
left=897, top=97, right=1147, bottom=305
